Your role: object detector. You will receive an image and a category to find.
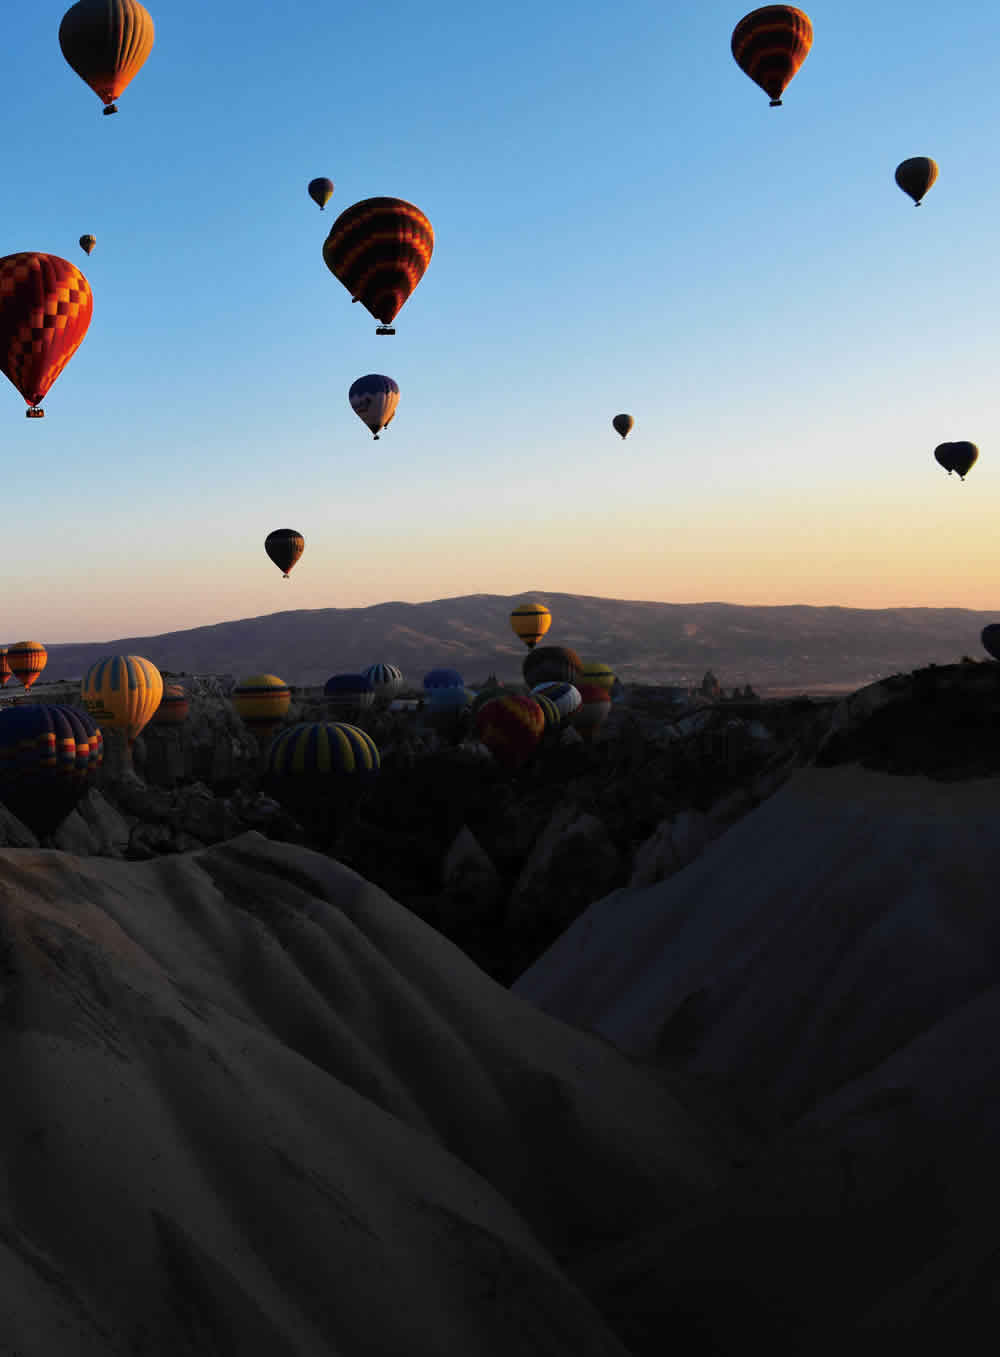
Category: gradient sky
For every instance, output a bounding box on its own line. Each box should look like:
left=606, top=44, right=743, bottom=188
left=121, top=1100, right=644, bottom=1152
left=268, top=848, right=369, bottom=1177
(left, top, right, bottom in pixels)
left=4, top=1, right=1000, bottom=640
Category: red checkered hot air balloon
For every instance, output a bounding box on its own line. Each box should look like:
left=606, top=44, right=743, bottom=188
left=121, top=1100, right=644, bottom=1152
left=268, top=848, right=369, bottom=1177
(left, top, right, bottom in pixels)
left=0, top=254, right=93, bottom=417
left=731, top=6, right=813, bottom=107
left=322, top=198, right=434, bottom=335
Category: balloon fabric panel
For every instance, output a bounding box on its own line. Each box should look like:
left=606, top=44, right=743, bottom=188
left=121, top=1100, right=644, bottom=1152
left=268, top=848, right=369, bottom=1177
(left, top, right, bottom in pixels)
left=0, top=254, right=93, bottom=409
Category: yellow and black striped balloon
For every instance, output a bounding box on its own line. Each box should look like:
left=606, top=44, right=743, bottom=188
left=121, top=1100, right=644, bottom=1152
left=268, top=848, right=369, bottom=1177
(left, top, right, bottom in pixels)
left=81, top=654, right=163, bottom=741
left=510, top=601, right=552, bottom=649
left=731, top=6, right=813, bottom=106
left=232, top=675, right=291, bottom=741
left=267, top=722, right=380, bottom=778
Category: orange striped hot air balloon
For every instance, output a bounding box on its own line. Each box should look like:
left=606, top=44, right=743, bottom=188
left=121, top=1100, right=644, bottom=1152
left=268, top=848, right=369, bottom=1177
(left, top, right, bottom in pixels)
left=0, top=649, right=12, bottom=687
left=322, top=198, right=434, bottom=335
left=7, top=642, right=47, bottom=691
left=0, top=254, right=93, bottom=417
left=731, top=6, right=813, bottom=107
left=58, top=0, right=155, bottom=116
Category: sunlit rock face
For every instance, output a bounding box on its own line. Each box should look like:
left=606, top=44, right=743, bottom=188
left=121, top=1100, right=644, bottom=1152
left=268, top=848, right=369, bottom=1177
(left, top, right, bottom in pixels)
left=0, top=833, right=717, bottom=1357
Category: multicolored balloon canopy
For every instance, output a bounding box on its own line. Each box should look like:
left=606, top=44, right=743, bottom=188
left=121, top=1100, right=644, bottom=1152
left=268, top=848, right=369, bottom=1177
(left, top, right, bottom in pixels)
left=322, top=197, right=434, bottom=333
left=7, top=642, right=47, bottom=690
left=81, top=654, right=163, bottom=743
left=474, top=695, right=545, bottom=768
left=0, top=704, right=103, bottom=836
left=0, top=253, right=93, bottom=416
left=349, top=374, right=399, bottom=439
left=232, top=675, right=291, bottom=743
left=731, top=5, right=813, bottom=106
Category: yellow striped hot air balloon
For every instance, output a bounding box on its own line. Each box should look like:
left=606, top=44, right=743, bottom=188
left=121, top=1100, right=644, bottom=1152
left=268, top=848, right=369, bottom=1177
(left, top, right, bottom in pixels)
left=578, top=661, right=615, bottom=691
left=8, top=642, right=48, bottom=690
left=81, top=654, right=163, bottom=742
left=232, top=674, right=291, bottom=744
left=510, top=601, right=552, bottom=649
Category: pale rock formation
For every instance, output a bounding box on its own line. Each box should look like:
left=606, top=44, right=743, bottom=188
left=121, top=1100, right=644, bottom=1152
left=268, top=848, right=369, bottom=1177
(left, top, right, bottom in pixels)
left=440, top=825, right=503, bottom=926
left=629, top=810, right=711, bottom=888
left=507, top=805, right=620, bottom=933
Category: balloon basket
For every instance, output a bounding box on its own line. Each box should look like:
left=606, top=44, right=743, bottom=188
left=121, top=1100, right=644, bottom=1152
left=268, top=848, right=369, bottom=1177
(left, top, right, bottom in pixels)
left=769, top=99, right=782, bottom=107
left=25, top=407, right=44, bottom=419
left=103, top=104, right=118, bottom=116
left=375, top=326, right=395, bottom=335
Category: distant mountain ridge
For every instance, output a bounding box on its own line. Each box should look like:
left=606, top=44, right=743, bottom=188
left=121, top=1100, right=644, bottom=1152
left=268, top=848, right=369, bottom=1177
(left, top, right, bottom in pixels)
left=37, top=594, right=997, bottom=693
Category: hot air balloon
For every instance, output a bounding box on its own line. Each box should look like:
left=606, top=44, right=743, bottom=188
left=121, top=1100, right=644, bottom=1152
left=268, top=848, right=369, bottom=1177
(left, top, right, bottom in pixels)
left=81, top=654, right=163, bottom=743
left=531, top=681, right=582, bottom=721
left=0, top=704, right=103, bottom=837
left=0, top=253, right=93, bottom=417
left=7, top=642, right=47, bottom=691
left=324, top=673, right=375, bottom=718
left=522, top=645, right=582, bottom=689
left=58, top=0, right=155, bottom=115
left=363, top=663, right=404, bottom=699
left=895, top=158, right=938, bottom=206
left=934, top=442, right=978, bottom=480
left=579, top=661, right=616, bottom=691
left=0, top=650, right=12, bottom=688
left=731, top=6, right=813, bottom=106
left=322, top=197, right=434, bottom=334
left=474, top=695, right=545, bottom=769
left=265, top=528, right=304, bottom=578
left=982, top=625, right=1000, bottom=661
left=612, top=414, right=634, bottom=439
left=573, top=683, right=611, bottom=743
left=151, top=682, right=190, bottom=725
left=79, top=234, right=96, bottom=256
left=533, top=692, right=561, bottom=732
left=349, top=374, right=399, bottom=439
left=232, top=675, right=291, bottom=745
left=510, top=602, right=552, bottom=650
left=308, top=178, right=334, bottom=210
left=265, top=721, right=380, bottom=842
left=423, top=668, right=464, bottom=692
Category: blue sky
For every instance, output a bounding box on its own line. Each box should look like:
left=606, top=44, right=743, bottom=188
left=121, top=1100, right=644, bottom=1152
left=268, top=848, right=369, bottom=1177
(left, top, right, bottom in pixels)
left=4, top=1, right=1000, bottom=640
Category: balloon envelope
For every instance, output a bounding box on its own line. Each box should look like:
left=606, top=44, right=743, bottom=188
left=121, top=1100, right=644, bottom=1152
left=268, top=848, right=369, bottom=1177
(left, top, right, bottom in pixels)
left=79, top=234, right=96, bottom=256
left=308, top=178, right=334, bottom=210
left=363, top=663, right=404, bottom=698
left=523, top=646, right=582, bottom=688
left=982, top=625, right=1000, bottom=661
left=324, top=674, right=375, bottom=714
left=612, top=414, right=634, bottom=439
left=152, top=682, right=190, bottom=725
left=474, top=695, right=545, bottom=768
left=322, top=198, right=434, bottom=328
left=232, top=675, right=291, bottom=739
left=573, top=683, right=612, bottom=742
left=423, top=668, right=464, bottom=691
left=349, top=374, right=399, bottom=438
left=531, top=681, right=582, bottom=720
left=81, top=654, right=163, bottom=742
left=510, top=602, right=552, bottom=649
left=0, top=650, right=11, bottom=688
left=0, top=704, right=103, bottom=836
left=58, top=0, right=155, bottom=113
left=265, top=529, right=304, bottom=577
left=7, top=642, right=47, bottom=690
left=578, top=661, right=615, bottom=691
left=934, top=442, right=978, bottom=479
left=731, top=5, right=813, bottom=105
left=0, top=253, right=93, bottom=413
left=895, top=157, right=938, bottom=205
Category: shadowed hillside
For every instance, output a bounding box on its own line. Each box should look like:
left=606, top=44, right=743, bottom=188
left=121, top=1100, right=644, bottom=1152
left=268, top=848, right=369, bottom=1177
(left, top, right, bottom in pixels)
left=40, top=594, right=998, bottom=692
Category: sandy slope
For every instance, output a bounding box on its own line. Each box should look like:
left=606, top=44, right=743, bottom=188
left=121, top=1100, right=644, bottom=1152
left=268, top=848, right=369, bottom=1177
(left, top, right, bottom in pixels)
left=515, top=766, right=1000, bottom=1348
left=0, top=834, right=717, bottom=1356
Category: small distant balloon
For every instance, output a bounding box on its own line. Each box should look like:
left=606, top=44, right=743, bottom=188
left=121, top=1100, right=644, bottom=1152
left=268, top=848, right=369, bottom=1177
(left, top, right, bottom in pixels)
left=982, top=625, right=1000, bottom=660
left=731, top=6, right=813, bottom=107
left=934, top=442, right=978, bottom=480
left=79, top=234, right=96, bottom=256
left=895, top=158, right=938, bottom=206
left=612, top=414, right=634, bottom=439
left=308, top=178, right=334, bottom=210
left=349, top=374, right=399, bottom=439
left=265, top=529, right=304, bottom=578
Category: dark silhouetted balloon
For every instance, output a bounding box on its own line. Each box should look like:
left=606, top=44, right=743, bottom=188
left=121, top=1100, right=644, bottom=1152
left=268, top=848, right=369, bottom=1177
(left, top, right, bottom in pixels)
left=322, top=198, right=434, bottom=333
left=510, top=602, right=552, bottom=649
left=612, top=414, right=634, bottom=439
left=982, top=625, right=1000, bottom=660
left=0, top=254, right=93, bottom=417
left=324, top=673, right=375, bottom=716
left=934, top=442, right=978, bottom=480
left=349, top=374, right=399, bottom=439
left=895, top=157, right=938, bottom=206
left=423, top=668, right=464, bottom=691
left=731, top=6, right=813, bottom=106
left=522, top=645, right=582, bottom=688
left=363, top=663, right=403, bottom=699
left=265, top=529, right=304, bottom=578
left=59, top=0, right=155, bottom=115
left=265, top=721, right=380, bottom=841
left=0, top=704, right=103, bottom=836
left=79, top=234, right=96, bottom=256
left=474, top=695, right=545, bottom=768
left=308, top=178, right=334, bottom=210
